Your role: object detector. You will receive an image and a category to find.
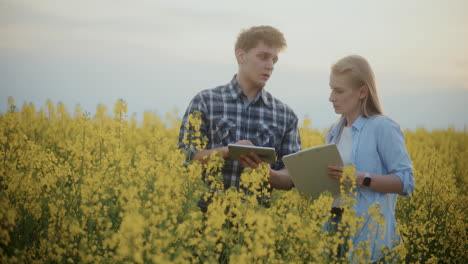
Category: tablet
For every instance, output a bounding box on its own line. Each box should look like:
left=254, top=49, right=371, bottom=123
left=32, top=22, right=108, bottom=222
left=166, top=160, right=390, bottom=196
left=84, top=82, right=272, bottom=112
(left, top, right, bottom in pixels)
left=228, top=144, right=276, bottom=164
left=283, top=144, right=343, bottom=198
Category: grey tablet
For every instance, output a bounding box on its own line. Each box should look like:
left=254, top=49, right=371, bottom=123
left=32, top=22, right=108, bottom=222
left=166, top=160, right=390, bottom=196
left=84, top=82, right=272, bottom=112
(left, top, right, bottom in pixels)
left=228, top=144, right=276, bottom=164
left=283, top=144, right=343, bottom=198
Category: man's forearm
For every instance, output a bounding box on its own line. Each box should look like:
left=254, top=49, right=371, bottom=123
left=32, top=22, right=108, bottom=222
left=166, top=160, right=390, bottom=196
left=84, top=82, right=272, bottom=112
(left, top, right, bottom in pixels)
left=269, top=168, right=294, bottom=190
left=193, top=146, right=229, bottom=164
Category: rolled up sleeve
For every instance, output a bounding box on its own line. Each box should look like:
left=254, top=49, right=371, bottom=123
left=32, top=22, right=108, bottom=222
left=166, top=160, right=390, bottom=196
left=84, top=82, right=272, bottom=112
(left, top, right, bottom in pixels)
left=377, top=119, right=415, bottom=197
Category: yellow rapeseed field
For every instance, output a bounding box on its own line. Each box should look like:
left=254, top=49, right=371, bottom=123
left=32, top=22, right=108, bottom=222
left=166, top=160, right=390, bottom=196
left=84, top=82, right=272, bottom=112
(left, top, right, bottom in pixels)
left=0, top=98, right=466, bottom=263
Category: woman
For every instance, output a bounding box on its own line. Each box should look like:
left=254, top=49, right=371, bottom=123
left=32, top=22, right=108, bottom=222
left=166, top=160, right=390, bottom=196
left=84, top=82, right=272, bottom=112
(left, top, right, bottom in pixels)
left=325, top=55, right=415, bottom=262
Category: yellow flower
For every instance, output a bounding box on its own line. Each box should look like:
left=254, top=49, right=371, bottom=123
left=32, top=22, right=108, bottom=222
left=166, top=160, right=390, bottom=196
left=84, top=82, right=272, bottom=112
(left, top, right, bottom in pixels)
left=0, top=98, right=465, bottom=264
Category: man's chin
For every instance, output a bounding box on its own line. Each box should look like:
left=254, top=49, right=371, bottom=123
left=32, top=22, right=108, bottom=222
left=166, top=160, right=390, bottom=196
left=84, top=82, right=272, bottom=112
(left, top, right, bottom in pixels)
left=256, top=80, right=267, bottom=89
left=244, top=76, right=266, bottom=89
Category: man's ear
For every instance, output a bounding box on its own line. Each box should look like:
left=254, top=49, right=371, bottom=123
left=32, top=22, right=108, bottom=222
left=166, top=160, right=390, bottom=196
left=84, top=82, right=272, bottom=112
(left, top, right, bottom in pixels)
left=235, top=48, right=246, bottom=64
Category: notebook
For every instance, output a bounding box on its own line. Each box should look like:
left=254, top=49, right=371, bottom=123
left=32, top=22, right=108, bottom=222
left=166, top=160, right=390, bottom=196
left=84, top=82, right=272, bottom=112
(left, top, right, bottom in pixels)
left=283, top=144, right=343, bottom=198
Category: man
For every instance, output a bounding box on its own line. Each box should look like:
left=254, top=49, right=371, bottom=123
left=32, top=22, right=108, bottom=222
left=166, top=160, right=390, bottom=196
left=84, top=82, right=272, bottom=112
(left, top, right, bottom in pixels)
left=178, top=26, right=301, bottom=208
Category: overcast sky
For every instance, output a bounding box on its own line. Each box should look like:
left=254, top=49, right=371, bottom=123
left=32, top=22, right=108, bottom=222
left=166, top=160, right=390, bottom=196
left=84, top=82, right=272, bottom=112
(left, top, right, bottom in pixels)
left=1, top=0, right=467, bottom=130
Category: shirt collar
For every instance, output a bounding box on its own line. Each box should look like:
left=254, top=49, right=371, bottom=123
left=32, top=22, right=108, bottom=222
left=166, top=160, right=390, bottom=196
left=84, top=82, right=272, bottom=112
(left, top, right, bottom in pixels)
left=330, top=117, right=346, bottom=138
left=228, top=75, right=271, bottom=108
left=330, top=115, right=368, bottom=137
left=228, top=75, right=243, bottom=100
left=351, top=115, right=368, bottom=131
left=260, top=89, right=271, bottom=107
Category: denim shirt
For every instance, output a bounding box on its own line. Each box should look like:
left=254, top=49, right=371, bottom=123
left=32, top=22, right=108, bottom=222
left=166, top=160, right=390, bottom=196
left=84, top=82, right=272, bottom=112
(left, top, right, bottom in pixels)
left=326, top=115, right=415, bottom=261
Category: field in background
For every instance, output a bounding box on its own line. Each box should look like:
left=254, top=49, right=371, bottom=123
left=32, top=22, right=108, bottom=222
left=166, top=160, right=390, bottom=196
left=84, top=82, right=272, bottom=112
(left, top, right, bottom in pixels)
left=0, top=99, right=466, bottom=263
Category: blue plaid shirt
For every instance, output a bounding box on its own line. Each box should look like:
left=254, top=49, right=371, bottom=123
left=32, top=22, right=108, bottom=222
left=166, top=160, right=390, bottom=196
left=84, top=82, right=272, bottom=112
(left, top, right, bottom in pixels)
left=178, top=75, right=301, bottom=189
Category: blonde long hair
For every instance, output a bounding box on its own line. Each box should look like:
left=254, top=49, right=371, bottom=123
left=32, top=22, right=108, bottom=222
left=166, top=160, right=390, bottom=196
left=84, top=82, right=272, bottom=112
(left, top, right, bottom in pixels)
left=331, top=55, right=384, bottom=117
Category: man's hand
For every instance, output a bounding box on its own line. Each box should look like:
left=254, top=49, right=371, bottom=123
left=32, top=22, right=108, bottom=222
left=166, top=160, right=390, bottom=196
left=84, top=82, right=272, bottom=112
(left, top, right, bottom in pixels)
left=233, top=140, right=263, bottom=169
left=269, top=168, right=294, bottom=190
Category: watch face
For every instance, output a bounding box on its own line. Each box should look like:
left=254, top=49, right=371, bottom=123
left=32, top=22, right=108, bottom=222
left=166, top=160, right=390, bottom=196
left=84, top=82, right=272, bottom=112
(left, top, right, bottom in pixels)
left=363, top=177, right=371, bottom=187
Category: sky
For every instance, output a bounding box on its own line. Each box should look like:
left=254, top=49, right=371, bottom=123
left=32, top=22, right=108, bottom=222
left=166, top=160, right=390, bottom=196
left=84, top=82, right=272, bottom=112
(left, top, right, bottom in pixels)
left=1, top=0, right=467, bottom=130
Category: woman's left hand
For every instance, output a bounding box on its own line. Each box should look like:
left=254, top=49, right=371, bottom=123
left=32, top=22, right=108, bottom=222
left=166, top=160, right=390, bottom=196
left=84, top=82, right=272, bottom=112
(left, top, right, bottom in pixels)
left=328, top=165, right=358, bottom=186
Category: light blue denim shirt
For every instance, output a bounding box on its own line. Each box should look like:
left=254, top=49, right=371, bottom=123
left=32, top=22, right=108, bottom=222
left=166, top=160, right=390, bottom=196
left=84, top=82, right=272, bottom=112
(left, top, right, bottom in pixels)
left=326, top=115, right=415, bottom=261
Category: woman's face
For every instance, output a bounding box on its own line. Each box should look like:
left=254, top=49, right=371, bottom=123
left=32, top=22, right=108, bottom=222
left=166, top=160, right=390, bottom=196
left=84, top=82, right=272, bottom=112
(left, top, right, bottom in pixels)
left=329, top=72, right=365, bottom=116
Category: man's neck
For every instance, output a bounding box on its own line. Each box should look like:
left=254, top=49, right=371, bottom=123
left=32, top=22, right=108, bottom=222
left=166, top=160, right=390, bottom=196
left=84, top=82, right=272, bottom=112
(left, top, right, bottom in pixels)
left=236, top=74, right=263, bottom=102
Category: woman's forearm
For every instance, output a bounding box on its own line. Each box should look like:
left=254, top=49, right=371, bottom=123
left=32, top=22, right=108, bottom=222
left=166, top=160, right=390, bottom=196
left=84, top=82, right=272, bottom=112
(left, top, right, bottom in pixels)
left=357, top=172, right=404, bottom=194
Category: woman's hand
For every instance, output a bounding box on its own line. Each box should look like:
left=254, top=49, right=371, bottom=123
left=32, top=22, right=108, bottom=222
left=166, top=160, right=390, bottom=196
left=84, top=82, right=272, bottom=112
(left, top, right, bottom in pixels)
left=328, top=165, right=363, bottom=186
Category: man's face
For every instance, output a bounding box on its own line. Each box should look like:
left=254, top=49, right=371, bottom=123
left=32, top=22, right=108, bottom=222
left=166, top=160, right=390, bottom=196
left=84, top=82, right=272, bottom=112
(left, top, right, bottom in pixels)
left=237, top=42, right=279, bottom=88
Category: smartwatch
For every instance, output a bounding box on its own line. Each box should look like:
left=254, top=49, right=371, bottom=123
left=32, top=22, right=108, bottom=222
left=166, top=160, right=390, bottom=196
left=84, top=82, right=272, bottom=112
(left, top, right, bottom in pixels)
left=362, top=173, right=372, bottom=188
